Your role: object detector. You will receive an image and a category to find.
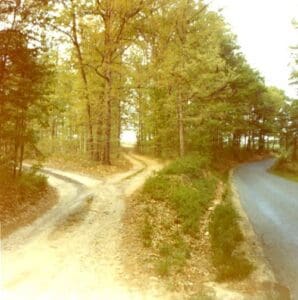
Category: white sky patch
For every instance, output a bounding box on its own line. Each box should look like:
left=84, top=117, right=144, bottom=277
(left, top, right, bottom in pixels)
left=121, top=130, right=137, bottom=146
left=211, top=0, right=298, bottom=98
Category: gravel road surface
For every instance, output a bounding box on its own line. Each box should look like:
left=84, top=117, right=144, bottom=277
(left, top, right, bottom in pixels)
left=1, top=154, right=166, bottom=300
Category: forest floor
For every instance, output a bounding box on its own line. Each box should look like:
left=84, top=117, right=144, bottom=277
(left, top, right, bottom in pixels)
left=0, top=173, right=58, bottom=238
left=39, top=152, right=132, bottom=179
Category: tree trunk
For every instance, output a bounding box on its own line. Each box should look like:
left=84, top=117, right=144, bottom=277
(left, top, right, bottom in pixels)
left=102, top=75, right=112, bottom=165
left=71, top=6, right=94, bottom=159
left=102, top=8, right=113, bottom=165
left=177, top=96, right=185, bottom=157
left=293, top=134, right=297, bottom=161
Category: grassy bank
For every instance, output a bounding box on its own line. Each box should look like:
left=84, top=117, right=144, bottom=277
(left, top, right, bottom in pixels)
left=0, top=168, right=57, bottom=238
left=270, top=156, right=298, bottom=182
left=124, top=153, right=253, bottom=292
left=209, top=186, right=253, bottom=281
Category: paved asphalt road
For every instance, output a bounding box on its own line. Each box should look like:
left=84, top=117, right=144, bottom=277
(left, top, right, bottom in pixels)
left=233, top=159, right=298, bottom=300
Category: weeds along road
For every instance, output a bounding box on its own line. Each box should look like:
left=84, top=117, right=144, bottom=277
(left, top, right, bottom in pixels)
left=234, top=159, right=298, bottom=300
left=1, top=154, right=166, bottom=300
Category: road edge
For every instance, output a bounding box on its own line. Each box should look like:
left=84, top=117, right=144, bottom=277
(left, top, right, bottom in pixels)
left=229, top=169, right=276, bottom=283
left=229, top=168, right=292, bottom=299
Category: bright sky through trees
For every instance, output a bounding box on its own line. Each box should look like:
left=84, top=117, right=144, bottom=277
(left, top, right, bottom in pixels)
left=212, top=0, right=298, bottom=98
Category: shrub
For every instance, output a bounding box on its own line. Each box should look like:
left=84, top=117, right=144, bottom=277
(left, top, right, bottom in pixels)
left=143, top=157, right=218, bottom=235
left=171, top=185, right=205, bottom=234
left=156, top=233, right=190, bottom=276
left=18, top=171, right=47, bottom=194
left=143, top=174, right=173, bottom=200
left=161, top=154, right=210, bottom=178
left=209, top=198, right=253, bottom=281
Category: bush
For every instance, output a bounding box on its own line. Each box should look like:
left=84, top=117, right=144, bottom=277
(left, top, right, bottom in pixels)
left=156, top=233, right=190, bottom=276
left=143, top=174, right=173, bottom=200
left=270, top=153, right=298, bottom=182
left=161, top=154, right=210, bottom=178
left=141, top=154, right=252, bottom=281
left=143, top=156, right=217, bottom=235
left=209, top=197, right=253, bottom=281
left=18, top=171, right=47, bottom=194
left=171, top=185, right=206, bottom=234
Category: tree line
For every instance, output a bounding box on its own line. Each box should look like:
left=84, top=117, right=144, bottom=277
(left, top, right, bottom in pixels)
left=0, top=0, right=297, bottom=177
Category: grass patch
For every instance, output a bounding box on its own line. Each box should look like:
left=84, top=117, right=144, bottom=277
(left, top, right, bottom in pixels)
left=143, top=155, right=217, bottom=235
left=141, top=216, right=153, bottom=247
left=139, top=154, right=218, bottom=277
left=161, top=154, right=210, bottom=178
left=155, top=232, right=190, bottom=276
left=270, top=169, right=298, bottom=182
left=137, top=153, right=253, bottom=284
left=209, top=188, right=253, bottom=281
left=269, top=156, right=298, bottom=182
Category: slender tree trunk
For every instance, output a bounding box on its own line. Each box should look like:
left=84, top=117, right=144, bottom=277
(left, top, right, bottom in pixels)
left=117, top=97, right=121, bottom=152
left=102, top=74, right=112, bottom=165
left=177, top=96, right=185, bottom=157
left=71, top=6, right=94, bottom=159
left=102, top=8, right=113, bottom=165
left=293, top=134, right=297, bottom=161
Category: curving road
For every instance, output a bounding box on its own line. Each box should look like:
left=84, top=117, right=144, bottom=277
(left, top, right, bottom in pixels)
left=233, top=159, right=298, bottom=300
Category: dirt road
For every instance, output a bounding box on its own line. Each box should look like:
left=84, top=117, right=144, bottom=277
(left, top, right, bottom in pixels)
left=1, top=154, right=168, bottom=300
left=234, top=159, right=298, bottom=300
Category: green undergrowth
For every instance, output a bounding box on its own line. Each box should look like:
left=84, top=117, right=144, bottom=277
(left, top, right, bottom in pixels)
left=270, top=155, right=298, bottom=182
left=139, top=153, right=253, bottom=282
left=140, top=154, right=218, bottom=276
left=143, top=155, right=217, bottom=235
left=155, top=232, right=191, bottom=276
left=209, top=187, right=253, bottom=281
left=0, top=166, right=51, bottom=237
left=0, top=167, right=47, bottom=194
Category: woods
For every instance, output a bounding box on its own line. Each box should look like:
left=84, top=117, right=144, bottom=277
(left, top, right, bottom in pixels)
left=2, top=1, right=298, bottom=299
left=1, top=0, right=297, bottom=173
left=0, top=1, right=51, bottom=177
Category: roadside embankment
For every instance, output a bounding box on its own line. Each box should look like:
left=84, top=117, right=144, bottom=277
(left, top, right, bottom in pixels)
left=121, top=154, right=270, bottom=299
left=0, top=169, right=58, bottom=238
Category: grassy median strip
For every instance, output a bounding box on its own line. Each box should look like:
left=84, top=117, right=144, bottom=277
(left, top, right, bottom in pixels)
left=138, top=154, right=253, bottom=281
left=143, top=155, right=217, bottom=236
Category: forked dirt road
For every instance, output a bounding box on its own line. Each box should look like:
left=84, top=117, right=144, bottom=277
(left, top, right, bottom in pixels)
left=1, top=154, right=167, bottom=300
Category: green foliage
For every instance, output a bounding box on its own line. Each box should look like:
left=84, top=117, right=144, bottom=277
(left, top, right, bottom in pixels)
left=18, top=172, right=47, bottom=194
left=161, top=155, right=210, bottom=178
left=143, top=174, right=174, bottom=201
left=270, top=155, right=298, bottom=182
left=0, top=24, right=53, bottom=176
left=209, top=191, right=253, bottom=281
left=156, top=233, right=190, bottom=276
left=143, top=155, right=217, bottom=235
left=142, top=216, right=153, bottom=247
left=0, top=169, right=47, bottom=195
